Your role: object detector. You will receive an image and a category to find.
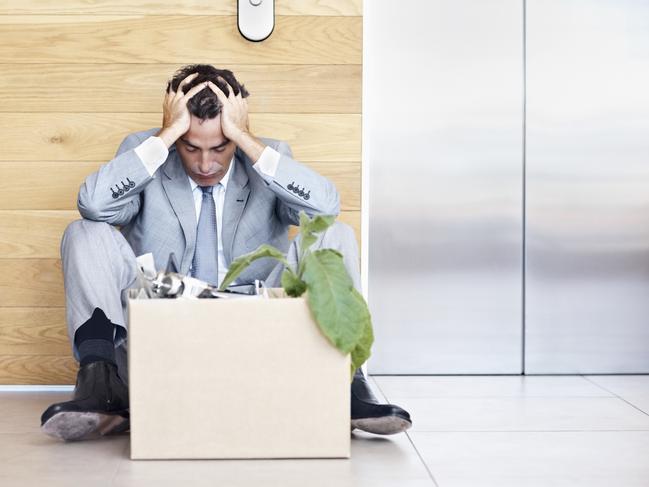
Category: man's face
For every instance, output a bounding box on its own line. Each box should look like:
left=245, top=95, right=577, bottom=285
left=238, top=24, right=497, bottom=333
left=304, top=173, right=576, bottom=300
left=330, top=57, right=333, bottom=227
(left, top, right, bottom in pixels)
left=176, top=115, right=236, bottom=187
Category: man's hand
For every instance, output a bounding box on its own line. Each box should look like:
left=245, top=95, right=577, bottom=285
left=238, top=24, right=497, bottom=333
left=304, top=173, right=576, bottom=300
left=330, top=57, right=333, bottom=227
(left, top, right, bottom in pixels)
left=156, top=73, right=209, bottom=149
left=207, top=78, right=265, bottom=163
left=207, top=78, right=250, bottom=142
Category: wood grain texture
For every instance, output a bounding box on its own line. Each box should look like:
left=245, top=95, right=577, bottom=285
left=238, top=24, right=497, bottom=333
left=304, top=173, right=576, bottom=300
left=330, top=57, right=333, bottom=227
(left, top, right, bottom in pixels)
left=0, top=210, right=359, bottom=306
left=0, top=211, right=77, bottom=259
left=0, top=0, right=362, bottom=16
left=0, top=113, right=361, bottom=162
left=0, top=209, right=359, bottom=383
left=0, top=16, right=362, bottom=65
left=0, top=64, right=361, bottom=114
left=0, top=355, right=76, bottom=384
left=0, top=161, right=359, bottom=212
left=1, top=0, right=362, bottom=384
left=0, top=208, right=360, bottom=258
left=0, top=259, right=64, bottom=308
left=0, top=307, right=69, bottom=355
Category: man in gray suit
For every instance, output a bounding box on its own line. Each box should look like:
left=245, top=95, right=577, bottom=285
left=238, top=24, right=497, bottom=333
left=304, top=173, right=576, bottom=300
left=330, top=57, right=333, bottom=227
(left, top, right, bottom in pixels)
left=40, top=64, right=412, bottom=441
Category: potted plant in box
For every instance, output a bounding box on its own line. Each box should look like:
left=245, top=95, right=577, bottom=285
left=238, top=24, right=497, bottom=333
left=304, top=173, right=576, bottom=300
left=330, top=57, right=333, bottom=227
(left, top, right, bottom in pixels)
left=218, top=212, right=373, bottom=379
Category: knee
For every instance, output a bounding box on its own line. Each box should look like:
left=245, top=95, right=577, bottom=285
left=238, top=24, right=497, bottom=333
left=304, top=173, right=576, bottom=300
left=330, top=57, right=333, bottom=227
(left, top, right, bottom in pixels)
left=331, top=221, right=355, bottom=238
left=61, top=219, right=113, bottom=255
left=325, top=221, right=356, bottom=245
left=320, top=221, right=359, bottom=254
left=63, top=218, right=111, bottom=240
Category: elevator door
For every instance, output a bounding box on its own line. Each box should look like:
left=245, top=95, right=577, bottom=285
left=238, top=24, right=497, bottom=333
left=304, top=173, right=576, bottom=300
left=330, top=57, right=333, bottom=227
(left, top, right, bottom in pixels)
left=365, top=0, right=524, bottom=373
left=525, top=0, right=649, bottom=373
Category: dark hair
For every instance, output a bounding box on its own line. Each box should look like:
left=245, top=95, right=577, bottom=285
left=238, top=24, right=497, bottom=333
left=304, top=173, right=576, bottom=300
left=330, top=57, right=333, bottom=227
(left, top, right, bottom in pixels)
left=167, top=64, right=250, bottom=119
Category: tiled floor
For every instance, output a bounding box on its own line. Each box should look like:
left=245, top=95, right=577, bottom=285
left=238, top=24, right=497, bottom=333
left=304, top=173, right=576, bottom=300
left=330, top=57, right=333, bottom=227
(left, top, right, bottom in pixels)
left=1, top=375, right=649, bottom=486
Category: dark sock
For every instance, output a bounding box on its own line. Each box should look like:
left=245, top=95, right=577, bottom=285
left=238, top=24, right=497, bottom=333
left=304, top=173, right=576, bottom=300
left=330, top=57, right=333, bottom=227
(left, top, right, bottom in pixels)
left=74, top=307, right=116, bottom=367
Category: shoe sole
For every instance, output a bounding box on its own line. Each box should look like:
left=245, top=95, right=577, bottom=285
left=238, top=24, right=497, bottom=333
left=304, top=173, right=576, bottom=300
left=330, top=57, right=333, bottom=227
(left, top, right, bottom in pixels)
left=351, top=416, right=412, bottom=435
left=41, top=411, right=128, bottom=441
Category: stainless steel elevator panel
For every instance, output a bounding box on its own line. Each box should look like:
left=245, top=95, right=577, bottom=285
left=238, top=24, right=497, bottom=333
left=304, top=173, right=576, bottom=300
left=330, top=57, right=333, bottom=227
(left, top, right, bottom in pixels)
left=526, top=0, right=649, bottom=373
left=365, top=1, right=524, bottom=373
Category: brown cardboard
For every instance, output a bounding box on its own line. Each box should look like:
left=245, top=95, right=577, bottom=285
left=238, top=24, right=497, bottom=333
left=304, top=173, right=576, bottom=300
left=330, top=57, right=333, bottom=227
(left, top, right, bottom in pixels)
left=128, top=291, right=351, bottom=459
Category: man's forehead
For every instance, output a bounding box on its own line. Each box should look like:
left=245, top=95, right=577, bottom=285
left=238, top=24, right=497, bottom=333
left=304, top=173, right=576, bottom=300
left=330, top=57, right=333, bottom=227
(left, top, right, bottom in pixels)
left=180, top=134, right=230, bottom=148
left=183, top=117, right=229, bottom=147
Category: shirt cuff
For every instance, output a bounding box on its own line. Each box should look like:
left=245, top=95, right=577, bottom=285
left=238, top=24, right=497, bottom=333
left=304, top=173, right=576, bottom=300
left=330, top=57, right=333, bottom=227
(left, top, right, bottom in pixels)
left=134, top=136, right=169, bottom=176
left=253, top=146, right=281, bottom=178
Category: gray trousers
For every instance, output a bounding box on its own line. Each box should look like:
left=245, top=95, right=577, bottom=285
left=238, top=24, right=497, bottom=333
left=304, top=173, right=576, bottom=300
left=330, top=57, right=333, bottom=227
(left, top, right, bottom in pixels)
left=61, top=219, right=362, bottom=381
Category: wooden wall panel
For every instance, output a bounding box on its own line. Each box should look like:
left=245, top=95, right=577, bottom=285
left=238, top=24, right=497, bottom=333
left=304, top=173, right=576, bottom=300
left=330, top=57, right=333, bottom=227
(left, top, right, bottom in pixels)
left=0, top=210, right=360, bottom=259
left=0, top=356, right=77, bottom=385
left=0, top=308, right=69, bottom=355
left=0, top=162, right=360, bottom=211
left=0, top=212, right=360, bottom=304
left=1, top=0, right=362, bottom=16
left=0, top=113, right=361, bottom=162
left=0, top=64, right=361, bottom=114
left=0, top=16, right=361, bottom=64
left=0, top=259, right=63, bottom=308
left=0, top=0, right=362, bottom=384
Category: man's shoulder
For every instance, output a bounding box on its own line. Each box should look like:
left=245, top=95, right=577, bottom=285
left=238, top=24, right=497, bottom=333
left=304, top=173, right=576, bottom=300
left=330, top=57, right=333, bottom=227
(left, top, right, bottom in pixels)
left=234, top=137, right=287, bottom=166
left=259, top=137, right=282, bottom=150
left=129, top=128, right=161, bottom=144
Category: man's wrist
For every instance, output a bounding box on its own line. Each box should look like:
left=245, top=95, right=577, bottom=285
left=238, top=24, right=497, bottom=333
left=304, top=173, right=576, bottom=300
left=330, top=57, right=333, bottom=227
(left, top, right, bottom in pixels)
left=229, top=127, right=249, bottom=147
left=135, top=136, right=169, bottom=176
left=231, top=129, right=266, bottom=164
left=156, top=126, right=184, bottom=149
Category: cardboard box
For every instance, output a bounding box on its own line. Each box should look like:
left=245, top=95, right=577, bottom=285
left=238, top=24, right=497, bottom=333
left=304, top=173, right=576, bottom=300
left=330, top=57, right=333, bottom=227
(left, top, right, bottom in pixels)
left=128, top=290, right=351, bottom=459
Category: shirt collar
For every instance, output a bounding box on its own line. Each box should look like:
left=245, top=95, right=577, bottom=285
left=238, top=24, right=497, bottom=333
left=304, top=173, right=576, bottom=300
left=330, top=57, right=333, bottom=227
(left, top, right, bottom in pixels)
left=187, top=156, right=235, bottom=192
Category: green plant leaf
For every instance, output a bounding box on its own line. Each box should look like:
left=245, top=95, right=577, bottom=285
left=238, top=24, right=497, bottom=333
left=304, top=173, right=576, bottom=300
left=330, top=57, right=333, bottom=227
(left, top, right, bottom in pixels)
left=298, top=212, right=336, bottom=260
left=281, top=268, right=307, bottom=297
left=218, top=244, right=288, bottom=290
left=349, top=292, right=374, bottom=379
left=301, top=249, right=366, bottom=354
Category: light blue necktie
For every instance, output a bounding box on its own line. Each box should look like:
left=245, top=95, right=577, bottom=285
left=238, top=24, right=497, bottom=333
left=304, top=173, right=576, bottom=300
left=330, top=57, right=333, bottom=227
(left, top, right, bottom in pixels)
left=192, top=185, right=219, bottom=286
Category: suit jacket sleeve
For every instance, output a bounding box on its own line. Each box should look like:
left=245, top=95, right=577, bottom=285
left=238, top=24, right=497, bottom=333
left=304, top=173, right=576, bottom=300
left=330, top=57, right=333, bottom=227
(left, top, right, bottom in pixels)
left=77, top=132, right=154, bottom=226
left=256, top=140, right=341, bottom=226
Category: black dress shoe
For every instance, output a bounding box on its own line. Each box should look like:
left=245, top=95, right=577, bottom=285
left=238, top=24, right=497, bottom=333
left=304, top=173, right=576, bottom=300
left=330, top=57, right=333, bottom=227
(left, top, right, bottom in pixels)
left=351, top=369, right=412, bottom=435
left=40, top=360, right=129, bottom=441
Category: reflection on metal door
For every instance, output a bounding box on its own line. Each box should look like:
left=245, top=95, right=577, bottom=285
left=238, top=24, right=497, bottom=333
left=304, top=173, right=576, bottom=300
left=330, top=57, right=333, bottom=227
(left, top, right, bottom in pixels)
left=365, top=0, right=524, bottom=373
left=525, top=0, right=649, bottom=373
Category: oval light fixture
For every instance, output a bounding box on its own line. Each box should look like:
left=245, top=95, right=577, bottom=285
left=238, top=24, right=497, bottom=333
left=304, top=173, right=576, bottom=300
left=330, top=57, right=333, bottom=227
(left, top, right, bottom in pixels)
left=238, top=0, right=275, bottom=42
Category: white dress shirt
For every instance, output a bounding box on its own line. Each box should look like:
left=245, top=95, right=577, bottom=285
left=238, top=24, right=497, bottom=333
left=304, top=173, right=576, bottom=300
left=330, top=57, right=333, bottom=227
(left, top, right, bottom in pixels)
left=133, top=135, right=282, bottom=285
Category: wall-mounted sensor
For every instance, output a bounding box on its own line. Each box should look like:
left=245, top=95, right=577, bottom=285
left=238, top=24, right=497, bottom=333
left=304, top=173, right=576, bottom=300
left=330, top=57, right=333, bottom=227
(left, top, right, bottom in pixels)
left=238, top=0, right=274, bottom=42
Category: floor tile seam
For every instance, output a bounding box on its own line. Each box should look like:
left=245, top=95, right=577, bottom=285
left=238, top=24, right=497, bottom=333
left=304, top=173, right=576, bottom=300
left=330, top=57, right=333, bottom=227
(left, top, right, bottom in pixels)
left=368, top=378, right=439, bottom=485
left=407, top=428, right=649, bottom=434
left=581, top=375, right=649, bottom=417
left=5, top=428, right=649, bottom=437
left=374, top=394, right=617, bottom=399
left=371, top=375, right=617, bottom=378
left=404, top=430, right=441, bottom=487
left=109, top=440, right=130, bottom=485
left=369, top=377, right=390, bottom=403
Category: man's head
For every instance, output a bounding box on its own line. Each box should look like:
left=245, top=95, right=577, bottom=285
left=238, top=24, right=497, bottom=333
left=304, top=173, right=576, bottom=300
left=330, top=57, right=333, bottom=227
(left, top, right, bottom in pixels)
left=168, top=64, right=250, bottom=186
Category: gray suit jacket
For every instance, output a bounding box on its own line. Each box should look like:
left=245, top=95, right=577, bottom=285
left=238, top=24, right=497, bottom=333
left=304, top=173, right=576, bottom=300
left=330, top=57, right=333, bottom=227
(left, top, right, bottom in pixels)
left=77, top=128, right=340, bottom=283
